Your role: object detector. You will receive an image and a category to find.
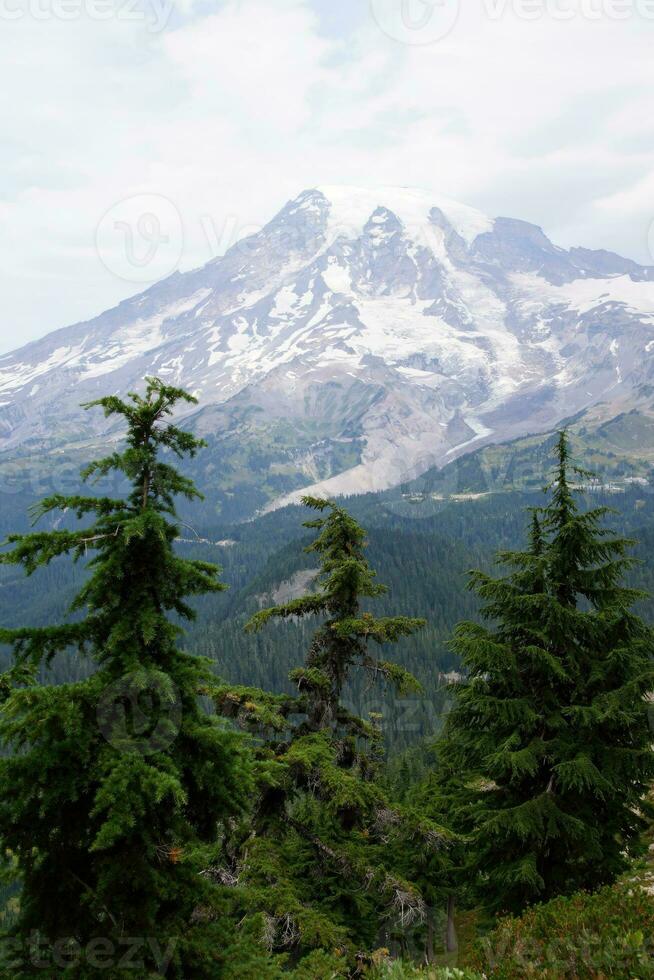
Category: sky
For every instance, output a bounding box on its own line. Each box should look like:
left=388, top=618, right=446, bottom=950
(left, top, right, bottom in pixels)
left=1, top=0, right=653, bottom=354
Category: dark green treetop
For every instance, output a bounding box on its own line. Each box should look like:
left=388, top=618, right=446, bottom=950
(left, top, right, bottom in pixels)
left=245, top=495, right=425, bottom=729
left=211, top=498, right=454, bottom=972
left=435, top=431, right=654, bottom=916
left=0, top=378, right=252, bottom=977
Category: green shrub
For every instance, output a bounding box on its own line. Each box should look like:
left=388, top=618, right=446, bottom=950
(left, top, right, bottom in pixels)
left=470, top=878, right=654, bottom=978
left=289, top=949, right=351, bottom=978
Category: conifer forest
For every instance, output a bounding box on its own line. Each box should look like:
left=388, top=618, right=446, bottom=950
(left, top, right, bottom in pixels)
left=1, top=379, right=654, bottom=978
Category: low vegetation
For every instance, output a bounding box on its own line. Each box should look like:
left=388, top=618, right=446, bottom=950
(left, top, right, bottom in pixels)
left=470, top=876, right=654, bottom=979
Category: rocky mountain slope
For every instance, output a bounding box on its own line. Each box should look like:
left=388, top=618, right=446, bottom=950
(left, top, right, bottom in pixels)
left=2, top=185, right=654, bottom=519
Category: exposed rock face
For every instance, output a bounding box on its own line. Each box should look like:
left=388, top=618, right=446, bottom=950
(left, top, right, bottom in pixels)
left=2, top=185, right=654, bottom=515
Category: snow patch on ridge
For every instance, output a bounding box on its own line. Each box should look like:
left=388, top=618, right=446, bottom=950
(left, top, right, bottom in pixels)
left=511, top=272, right=654, bottom=319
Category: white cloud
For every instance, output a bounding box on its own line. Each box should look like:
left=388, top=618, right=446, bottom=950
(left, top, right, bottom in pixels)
left=0, top=0, right=653, bottom=354
left=595, top=173, right=654, bottom=215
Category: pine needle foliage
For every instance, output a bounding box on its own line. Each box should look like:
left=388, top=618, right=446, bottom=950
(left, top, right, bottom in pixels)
left=0, top=378, right=252, bottom=977
left=211, top=499, right=454, bottom=969
left=435, top=432, right=654, bottom=917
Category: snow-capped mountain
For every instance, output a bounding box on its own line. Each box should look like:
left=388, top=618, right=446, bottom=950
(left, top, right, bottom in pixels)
left=2, top=185, right=654, bottom=516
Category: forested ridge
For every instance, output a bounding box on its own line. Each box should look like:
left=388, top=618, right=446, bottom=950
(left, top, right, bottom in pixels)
left=4, top=484, right=654, bottom=750
left=1, top=380, right=654, bottom=977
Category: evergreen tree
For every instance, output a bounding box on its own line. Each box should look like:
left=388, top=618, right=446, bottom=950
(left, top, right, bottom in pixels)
left=211, top=498, right=453, bottom=973
left=435, top=432, right=654, bottom=916
left=0, top=379, right=252, bottom=977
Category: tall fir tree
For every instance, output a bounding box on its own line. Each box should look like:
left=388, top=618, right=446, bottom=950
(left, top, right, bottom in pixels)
left=435, top=432, right=654, bottom=916
left=211, top=498, right=454, bottom=974
left=0, top=379, right=253, bottom=977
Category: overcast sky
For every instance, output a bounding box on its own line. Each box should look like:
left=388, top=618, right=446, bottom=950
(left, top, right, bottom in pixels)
left=1, top=0, right=653, bottom=354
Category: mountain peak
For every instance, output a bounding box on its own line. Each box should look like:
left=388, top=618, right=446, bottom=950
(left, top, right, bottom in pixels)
left=2, top=187, right=654, bottom=520
left=292, top=184, right=494, bottom=247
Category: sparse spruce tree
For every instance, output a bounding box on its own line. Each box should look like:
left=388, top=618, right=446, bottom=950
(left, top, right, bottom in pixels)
left=0, top=379, right=252, bottom=977
left=436, top=432, right=654, bottom=917
left=211, top=498, right=454, bottom=973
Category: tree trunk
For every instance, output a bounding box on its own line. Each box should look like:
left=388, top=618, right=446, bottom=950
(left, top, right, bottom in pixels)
left=446, top=893, right=458, bottom=953
left=425, top=908, right=435, bottom=964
